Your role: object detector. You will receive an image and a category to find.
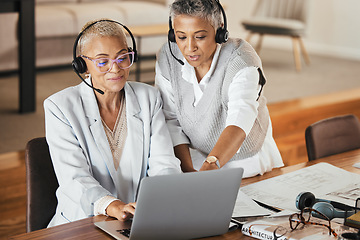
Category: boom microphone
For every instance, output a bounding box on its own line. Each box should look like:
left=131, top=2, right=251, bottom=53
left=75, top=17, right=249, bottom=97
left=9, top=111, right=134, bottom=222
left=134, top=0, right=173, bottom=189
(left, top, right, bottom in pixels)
left=72, top=66, right=104, bottom=95
left=168, top=41, right=184, bottom=65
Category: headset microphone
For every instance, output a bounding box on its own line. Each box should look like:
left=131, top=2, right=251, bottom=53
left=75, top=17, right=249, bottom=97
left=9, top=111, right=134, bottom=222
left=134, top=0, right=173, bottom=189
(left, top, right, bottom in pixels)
left=168, top=41, right=184, bottom=65
left=72, top=65, right=104, bottom=95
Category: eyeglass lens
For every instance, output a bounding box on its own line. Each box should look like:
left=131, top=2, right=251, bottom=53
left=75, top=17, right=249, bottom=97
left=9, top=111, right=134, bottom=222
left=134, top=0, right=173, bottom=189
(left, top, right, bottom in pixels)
left=94, top=52, right=134, bottom=73
left=273, top=226, right=287, bottom=240
left=289, top=213, right=303, bottom=230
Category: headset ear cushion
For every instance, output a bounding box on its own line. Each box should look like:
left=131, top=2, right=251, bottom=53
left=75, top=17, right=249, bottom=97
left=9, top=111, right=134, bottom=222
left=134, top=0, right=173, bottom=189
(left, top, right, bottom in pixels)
left=168, top=29, right=176, bottom=42
left=312, top=202, right=336, bottom=220
left=133, top=50, right=138, bottom=63
left=128, top=47, right=138, bottom=63
left=296, top=192, right=316, bottom=210
left=72, top=57, right=87, bottom=74
left=215, top=27, right=229, bottom=44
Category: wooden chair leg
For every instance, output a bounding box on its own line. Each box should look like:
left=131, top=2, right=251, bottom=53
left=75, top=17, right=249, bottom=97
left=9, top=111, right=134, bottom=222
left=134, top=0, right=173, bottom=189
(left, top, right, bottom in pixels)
left=255, top=34, right=263, bottom=53
left=299, top=37, right=310, bottom=65
left=292, top=37, right=301, bottom=71
left=246, top=32, right=253, bottom=43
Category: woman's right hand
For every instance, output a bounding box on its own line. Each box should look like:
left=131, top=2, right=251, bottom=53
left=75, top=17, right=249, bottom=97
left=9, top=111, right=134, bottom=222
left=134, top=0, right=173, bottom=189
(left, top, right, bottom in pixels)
left=106, top=200, right=136, bottom=221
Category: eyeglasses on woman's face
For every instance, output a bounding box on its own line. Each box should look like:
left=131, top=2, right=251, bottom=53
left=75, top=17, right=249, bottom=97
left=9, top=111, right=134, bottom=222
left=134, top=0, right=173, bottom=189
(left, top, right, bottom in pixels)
left=81, top=52, right=134, bottom=73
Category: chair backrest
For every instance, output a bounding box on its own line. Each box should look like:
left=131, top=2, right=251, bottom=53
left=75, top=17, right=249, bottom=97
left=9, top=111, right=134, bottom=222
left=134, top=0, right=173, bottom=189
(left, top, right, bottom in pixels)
left=253, top=0, right=309, bottom=22
left=305, top=114, right=360, bottom=161
left=25, top=137, right=58, bottom=232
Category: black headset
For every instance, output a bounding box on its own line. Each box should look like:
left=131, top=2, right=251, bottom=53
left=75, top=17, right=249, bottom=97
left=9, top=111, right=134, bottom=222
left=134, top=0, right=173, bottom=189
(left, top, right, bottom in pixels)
left=295, top=191, right=358, bottom=220
left=168, top=0, right=229, bottom=44
left=72, top=19, right=137, bottom=94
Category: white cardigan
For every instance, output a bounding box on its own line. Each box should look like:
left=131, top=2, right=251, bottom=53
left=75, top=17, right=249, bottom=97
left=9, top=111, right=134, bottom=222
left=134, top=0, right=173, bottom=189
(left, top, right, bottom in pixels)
left=44, top=80, right=181, bottom=227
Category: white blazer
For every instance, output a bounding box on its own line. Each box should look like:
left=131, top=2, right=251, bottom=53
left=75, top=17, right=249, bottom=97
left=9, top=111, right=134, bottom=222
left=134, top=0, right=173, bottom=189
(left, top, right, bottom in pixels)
left=44, top=80, right=181, bottom=227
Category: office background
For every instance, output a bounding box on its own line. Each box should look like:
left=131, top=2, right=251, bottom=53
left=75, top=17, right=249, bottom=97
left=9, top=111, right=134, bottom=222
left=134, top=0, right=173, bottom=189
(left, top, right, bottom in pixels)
left=224, top=0, right=360, bottom=61
left=1, top=0, right=360, bottom=155
left=1, top=0, right=360, bottom=239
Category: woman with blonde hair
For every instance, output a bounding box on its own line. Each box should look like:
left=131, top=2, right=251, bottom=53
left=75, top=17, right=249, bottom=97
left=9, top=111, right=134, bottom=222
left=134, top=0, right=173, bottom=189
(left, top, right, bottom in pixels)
left=45, top=19, right=181, bottom=227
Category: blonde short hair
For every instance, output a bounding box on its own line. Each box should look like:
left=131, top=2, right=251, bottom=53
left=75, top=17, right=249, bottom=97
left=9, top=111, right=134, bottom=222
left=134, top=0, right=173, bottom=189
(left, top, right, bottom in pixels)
left=78, top=19, right=127, bottom=55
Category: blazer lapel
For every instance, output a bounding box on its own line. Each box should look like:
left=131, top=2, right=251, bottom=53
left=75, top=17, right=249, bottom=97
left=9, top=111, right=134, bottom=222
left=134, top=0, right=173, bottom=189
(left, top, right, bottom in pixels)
left=80, top=80, right=145, bottom=201
left=80, top=81, right=118, bottom=182
left=122, top=83, right=144, bottom=200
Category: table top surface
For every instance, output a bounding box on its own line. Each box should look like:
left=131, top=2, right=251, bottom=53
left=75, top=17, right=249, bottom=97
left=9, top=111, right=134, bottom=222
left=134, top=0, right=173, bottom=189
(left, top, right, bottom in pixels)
left=127, top=24, right=168, bottom=37
left=10, top=149, right=360, bottom=240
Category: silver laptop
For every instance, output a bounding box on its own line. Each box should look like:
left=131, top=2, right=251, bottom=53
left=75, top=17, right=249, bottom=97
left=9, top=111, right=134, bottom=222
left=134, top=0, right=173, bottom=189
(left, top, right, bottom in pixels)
left=95, top=168, right=243, bottom=240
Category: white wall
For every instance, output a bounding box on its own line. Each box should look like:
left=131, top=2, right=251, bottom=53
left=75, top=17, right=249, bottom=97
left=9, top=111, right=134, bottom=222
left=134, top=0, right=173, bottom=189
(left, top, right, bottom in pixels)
left=221, top=0, right=360, bottom=60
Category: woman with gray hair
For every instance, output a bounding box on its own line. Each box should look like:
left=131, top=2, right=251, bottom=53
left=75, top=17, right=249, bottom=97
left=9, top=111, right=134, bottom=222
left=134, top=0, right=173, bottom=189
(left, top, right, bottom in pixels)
left=44, top=19, right=181, bottom=227
left=155, top=0, right=283, bottom=177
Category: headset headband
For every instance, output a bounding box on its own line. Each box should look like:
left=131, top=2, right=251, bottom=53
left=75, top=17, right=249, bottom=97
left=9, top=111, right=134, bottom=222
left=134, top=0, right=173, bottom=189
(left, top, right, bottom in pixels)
left=215, top=0, right=227, bottom=32
left=71, top=19, right=138, bottom=94
left=72, top=19, right=137, bottom=63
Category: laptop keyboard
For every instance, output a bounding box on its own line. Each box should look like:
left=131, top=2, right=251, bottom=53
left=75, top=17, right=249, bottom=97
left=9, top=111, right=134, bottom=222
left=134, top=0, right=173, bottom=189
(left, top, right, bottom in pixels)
left=117, top=228, right=131, bottom=238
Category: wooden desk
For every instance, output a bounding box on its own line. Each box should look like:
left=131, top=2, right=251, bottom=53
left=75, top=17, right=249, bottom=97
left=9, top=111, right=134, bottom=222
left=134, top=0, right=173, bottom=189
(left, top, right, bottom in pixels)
left=128, top=24, right=168, bottom=82
left=10, top=149, right=360, bottom=240
left=0, top=0, right=36, bottom=113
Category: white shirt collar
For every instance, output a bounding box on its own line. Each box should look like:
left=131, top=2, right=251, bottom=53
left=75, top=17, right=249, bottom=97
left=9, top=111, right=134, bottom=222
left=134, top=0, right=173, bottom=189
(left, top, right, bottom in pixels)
left=181, top=44, right=222, bottom=87
left=180, top=44, right=222, bottom=106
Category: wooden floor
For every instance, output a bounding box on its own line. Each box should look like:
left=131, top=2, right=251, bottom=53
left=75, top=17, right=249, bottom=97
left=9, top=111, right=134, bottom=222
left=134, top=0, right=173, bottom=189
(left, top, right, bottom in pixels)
left=1, top=88, right=360, bottom=239
left=0, top=151, right=26, bottom=239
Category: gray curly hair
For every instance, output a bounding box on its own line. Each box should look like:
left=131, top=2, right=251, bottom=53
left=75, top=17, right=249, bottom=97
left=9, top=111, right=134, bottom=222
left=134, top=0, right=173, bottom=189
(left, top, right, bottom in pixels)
left=170, top=0, right=222, bottom=30
left=78, top=19, right=127, bottom=55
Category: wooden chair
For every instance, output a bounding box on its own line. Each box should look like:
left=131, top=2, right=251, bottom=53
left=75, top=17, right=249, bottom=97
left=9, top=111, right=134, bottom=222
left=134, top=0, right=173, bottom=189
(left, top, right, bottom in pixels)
left=25, top=137, right=58, bottom=232
left=305, top=115, right=360, bottom=161
left=241, top=0, right=310, bottom=71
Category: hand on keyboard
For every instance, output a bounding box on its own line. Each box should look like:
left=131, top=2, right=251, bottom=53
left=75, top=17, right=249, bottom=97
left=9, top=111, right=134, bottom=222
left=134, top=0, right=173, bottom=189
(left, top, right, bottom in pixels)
left=117, top=228, right=131, bottom=238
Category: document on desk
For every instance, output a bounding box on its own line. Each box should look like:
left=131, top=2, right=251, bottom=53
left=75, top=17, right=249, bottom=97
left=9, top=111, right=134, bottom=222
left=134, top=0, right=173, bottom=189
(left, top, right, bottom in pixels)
left=241, top=162, right=360, bottom=212
left=232, top=190, right=273, bottom=217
